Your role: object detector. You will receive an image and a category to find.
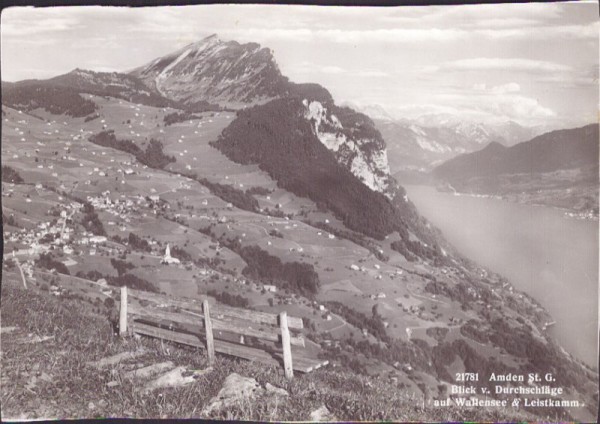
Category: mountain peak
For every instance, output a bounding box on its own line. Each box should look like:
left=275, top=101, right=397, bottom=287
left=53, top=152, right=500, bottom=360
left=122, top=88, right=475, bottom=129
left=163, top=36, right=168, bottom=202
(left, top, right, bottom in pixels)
left=130, top=35, right=289, bottom=108
left=187, top=33, right=222, bottom=47
left=483, top=140, right=507, bottom=151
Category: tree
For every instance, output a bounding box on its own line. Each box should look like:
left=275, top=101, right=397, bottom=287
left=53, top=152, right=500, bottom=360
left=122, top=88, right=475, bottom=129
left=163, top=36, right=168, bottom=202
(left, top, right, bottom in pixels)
left=110, top=258, right=134, bottom=276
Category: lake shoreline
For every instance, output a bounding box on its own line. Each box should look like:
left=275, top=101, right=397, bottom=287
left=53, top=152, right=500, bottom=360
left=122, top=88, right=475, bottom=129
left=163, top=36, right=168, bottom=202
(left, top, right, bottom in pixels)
left=432, top=184, right=599, bottom=221
left=405, top=184, right=599, bottom=367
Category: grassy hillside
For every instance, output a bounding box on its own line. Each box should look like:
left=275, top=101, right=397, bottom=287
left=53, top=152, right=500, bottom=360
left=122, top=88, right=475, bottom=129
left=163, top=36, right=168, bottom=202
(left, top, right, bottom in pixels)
left=0, top=280, right=534, bottom=421
left=2, top=83, right=98, bottom=117
left=213, top=97, right=444, bottom=263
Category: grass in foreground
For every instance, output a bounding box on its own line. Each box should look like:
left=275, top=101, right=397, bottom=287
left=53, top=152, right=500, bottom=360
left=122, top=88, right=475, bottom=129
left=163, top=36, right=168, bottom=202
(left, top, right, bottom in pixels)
left=0, top=281, right=532, bottom=421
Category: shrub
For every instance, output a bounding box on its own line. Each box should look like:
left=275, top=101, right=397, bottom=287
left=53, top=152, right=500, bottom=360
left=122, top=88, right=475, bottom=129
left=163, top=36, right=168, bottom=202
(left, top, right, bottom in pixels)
left=36, top=253, right=70, bottom=275
left=81, top=202, right=106, bottom=236
left=89, top=131, right=175, bottom=169
left=170, top=245, right=192, bottom=262
left=1, top=165, right=24, bottom=184
left=223, top=242, right=320, bottom=297
left=128, top=233, right=151, bottom=252
left=163, top=111, right=201, bottom=126
left=206, top=289, right=249, bottom=308
left=110, top=258, right=135, bottom=276
left=196, top=178, right=259, bottom=212
left=107, top=273, right=157, bottom=292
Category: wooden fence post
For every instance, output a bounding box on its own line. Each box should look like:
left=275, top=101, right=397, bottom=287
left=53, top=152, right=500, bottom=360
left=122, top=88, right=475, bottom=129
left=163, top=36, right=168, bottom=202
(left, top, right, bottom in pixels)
left=203, top=300, right=215, bottom=365
left=15, top=259, right=27, bottom=289
left=279, top=311, right=294, bottom=379
left=119, top=286, right=128, bottom=337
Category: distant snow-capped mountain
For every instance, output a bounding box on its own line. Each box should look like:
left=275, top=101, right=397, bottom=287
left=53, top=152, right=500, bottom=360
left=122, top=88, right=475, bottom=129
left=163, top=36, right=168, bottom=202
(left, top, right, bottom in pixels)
left=340, top=101, right=396, bottom=122
left=348, top=103, right=545, bottom=172
left=413, top=113, right=542, bottom=146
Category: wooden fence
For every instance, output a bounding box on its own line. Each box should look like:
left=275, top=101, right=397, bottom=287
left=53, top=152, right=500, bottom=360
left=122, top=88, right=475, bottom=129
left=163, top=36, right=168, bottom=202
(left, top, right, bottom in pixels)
left=118, top=286, right=327, bottom=379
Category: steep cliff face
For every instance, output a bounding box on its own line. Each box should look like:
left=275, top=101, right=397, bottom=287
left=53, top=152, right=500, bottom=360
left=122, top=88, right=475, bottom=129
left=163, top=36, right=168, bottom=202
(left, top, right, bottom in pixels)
left=302, top=99, right=393, bottom=197
left=130, top=35, right=290, bottom=109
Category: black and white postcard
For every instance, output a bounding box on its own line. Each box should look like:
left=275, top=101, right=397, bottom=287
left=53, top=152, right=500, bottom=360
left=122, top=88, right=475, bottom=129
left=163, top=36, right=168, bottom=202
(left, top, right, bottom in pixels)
left=1, top=2, right=598, bottom=422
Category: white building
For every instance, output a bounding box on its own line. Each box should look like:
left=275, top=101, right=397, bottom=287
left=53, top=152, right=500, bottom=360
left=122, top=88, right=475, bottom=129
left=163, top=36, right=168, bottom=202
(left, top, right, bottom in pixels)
left=161, top=244, right=181, bottom=265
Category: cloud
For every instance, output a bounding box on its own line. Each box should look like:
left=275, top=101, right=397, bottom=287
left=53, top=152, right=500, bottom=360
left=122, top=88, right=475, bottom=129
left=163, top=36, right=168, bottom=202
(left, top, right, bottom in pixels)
left=537, top=66, right=598, bottom=88
left=321, top=65, right=345, bottom=74
left=221, top=27, right=468, bottom=45
left=428, top=2, right=565, bottom=23
left=433, top=89, right=556, bottom=124
left=1, top=8, right=82, bottom=36
left=288, top=62, right=390, bottom=78
left=428, top=58, right=572, bottom=74
left=477, top=23, right=598, bottom=41
left=464, top=18, right=542, bottom=29
left=382, top=82, right=558, bottom=127
left=353, top=70, right=389, bottom=78
left=473, top=83, right=521, bottom=94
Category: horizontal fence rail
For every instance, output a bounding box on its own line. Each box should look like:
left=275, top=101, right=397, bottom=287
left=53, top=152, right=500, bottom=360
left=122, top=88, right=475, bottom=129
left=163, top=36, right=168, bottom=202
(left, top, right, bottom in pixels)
left=118, top=286, right=327, bottom=378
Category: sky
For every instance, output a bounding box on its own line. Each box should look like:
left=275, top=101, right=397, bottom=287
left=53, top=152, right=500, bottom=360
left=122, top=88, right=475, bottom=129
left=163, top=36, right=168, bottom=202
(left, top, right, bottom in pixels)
left=1, top=2, right=598, bottom=128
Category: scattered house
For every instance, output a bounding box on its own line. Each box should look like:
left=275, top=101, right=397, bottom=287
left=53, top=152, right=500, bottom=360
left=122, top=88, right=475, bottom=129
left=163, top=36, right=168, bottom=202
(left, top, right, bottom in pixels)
left=350, top=264, right=360, bottom=271
left=325, top=313, right=332, bottom=321
left=63, top=245, right=74, bottom=255
left=374, top=264, right=381, bottom=270
left=318, top=304, right=326, bottom=311
left=90, top=235, right=107, bottom=244
left=263, top=285, right=277, bottom=293
left=62, top=258, right=77, bottom=267
left=393, top=362, right=413, bottom=372
left=377, top=292, right=386, bottom=299
left=149, top=194, right=160, bottom=202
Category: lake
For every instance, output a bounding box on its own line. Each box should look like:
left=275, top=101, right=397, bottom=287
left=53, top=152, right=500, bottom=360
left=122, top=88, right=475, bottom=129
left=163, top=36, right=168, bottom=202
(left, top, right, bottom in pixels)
left=405, top=184, right=598, bottom=367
